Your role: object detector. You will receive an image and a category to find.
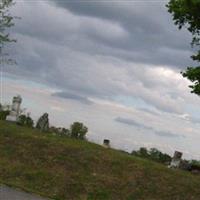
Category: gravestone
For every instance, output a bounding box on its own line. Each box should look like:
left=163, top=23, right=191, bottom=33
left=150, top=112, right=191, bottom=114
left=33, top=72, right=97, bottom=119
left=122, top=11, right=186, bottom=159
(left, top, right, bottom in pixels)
left=6, top=95, right=22, bottom=122
left=36, top=113, right=49, bottom=132
left=170, top=151, right=182, bottom=168
left=103, top=139, right=110, bottom=148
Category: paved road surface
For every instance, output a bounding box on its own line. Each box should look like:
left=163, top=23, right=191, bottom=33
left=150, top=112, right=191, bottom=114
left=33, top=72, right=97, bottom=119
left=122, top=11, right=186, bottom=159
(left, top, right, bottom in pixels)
left=0, top=185, right=49, bottom=200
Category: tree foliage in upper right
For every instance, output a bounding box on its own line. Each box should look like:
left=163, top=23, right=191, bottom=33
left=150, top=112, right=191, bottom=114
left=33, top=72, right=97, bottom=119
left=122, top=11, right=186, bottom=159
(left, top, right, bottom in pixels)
left=167, top=0, right=200, bottom=95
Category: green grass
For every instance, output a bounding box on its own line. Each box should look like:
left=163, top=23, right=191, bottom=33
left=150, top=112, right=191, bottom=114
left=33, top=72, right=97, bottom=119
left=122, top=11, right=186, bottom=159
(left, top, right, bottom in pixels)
left=0, top=120, right=200, bottom=200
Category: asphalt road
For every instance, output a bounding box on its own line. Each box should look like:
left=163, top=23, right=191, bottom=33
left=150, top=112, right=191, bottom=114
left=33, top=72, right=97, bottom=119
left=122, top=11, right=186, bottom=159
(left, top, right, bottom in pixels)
left=0, top=185, right=49, bottom=200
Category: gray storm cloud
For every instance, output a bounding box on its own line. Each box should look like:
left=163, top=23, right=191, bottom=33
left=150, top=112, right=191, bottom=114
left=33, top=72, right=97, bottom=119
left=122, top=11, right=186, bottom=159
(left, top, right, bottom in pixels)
left=51, top=0, right=195, bottom=67
left=5, top=0, right=199, bottom=120
left=3, top=0, right=200, bottom=159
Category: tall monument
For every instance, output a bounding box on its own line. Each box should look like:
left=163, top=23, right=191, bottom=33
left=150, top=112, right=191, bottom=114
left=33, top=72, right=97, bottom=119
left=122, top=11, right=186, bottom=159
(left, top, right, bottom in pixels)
left=6, top=95, right=22, bottom=122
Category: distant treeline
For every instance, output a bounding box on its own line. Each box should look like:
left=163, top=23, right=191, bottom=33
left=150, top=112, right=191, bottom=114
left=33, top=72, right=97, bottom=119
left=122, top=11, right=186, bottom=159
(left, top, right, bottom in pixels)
left=131, top=147, right=200, bottom=169
left=131, top=147, right=172, bottom=164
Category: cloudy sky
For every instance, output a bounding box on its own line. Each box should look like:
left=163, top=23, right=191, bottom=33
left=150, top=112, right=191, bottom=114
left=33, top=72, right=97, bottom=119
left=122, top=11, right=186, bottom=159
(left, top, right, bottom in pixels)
left=2, top=0, right=200, bottom=159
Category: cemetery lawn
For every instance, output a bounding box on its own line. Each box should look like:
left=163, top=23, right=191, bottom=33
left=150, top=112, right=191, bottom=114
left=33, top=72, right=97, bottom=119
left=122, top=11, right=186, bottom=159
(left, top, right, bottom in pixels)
left=1, top=121, right=200, bottom=200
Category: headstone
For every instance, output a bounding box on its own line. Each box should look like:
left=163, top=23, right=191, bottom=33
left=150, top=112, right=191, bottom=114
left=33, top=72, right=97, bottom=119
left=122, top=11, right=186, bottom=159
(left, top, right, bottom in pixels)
left=36, top=113, right=49, bottom=132
left=6, top=95, right=22, bottom=122
left=103, top=139, right=110, bottom=148
left=170, top=151, right=182, bottom=168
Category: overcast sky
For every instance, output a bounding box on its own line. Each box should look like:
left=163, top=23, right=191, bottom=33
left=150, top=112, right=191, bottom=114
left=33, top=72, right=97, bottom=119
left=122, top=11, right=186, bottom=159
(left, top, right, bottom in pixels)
left=2, top=0, right=200, bottom=159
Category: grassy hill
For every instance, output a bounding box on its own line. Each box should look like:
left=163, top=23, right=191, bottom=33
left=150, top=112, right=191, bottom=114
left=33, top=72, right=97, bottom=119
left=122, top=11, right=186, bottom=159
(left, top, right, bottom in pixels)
left=0, top=121, right=200, bottom=200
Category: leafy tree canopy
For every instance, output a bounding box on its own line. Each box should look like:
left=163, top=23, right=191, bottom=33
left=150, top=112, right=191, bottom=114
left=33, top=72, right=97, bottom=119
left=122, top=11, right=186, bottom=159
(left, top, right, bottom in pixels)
left=0, top=0, right=16, bottom=65
left=0, top=110, right=9, bottom=120
left=132, top=147, right=172, bottom=164
left=17, top=114, right=34, bottom=128
left=70, top=122, right=88, bottom=140
left=0, top=0, right=15, bottom=45
left=167, top=0, right=200, bottom=95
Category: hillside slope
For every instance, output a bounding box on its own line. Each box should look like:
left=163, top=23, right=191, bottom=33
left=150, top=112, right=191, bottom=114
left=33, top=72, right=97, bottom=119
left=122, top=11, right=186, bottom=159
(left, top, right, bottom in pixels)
left=0, top=121, right=200, bottom=200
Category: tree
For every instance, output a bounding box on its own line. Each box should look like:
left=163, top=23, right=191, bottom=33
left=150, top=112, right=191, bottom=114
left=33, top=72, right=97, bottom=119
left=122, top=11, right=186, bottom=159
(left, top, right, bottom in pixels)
left=0, top=110, right=9, bottom=120
left=17, top=114, right=34, bottom=128
left=138, top=147, right=149, bottom=158
left=0, top=1, right=16, bottom=105
left=0, top=0, right=16, bottom=59
left=167, top=0, right=200, bottom=95
left=149, top=148, right=171, bottom=163
left=131, top=147, right=149, bottom=157
left=149, top=148, right=161, bottom=160
left=70, top=122, right=88, bottom=140
left=131, top=147, right=171, bottom=164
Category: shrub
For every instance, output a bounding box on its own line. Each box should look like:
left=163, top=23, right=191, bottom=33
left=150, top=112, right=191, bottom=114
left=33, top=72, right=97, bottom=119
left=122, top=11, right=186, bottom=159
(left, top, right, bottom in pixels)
left=69, top=122, right=88, bottom=140
left=131, top=147, right=171, bottom=164
left=0, top=110, right=10, bottom=120
left=17, top=114, right=34, bottom=128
